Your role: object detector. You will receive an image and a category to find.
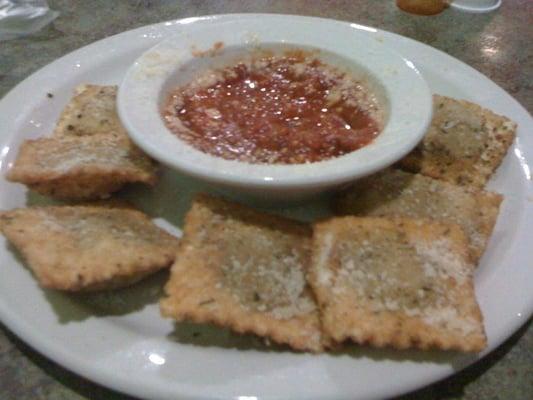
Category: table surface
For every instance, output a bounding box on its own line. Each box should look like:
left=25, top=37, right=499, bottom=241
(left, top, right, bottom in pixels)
left=0, top=1, right=531, bottom=399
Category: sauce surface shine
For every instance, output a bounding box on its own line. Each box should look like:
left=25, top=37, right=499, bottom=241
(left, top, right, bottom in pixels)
left=164, top=51, right=382, bottom=164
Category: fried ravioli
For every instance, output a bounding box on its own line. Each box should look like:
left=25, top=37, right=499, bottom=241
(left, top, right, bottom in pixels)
left=6, top=135, right=157, bottom=200
left=0, top=204, right=179, bottom=291
left=309, top=217, right=486, bottom=352
left=335, top=169, right=502, bottom=262
left=160, top=194, right=324, bottom=352
left=399, top=95, right=516, bottom=188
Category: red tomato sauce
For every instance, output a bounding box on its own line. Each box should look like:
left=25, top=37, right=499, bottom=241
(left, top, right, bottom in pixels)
left=164, top=52, right=382, bottom=164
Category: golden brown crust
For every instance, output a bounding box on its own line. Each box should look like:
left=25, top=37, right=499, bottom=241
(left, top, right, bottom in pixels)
left=5, top=84, right=158, bottom=200
left=0, top=205, right=180, bottom=291
left=335, top=169, right=503, bottom=262
left=309, top=216, right=486, bottom=352
left=6, top=135, right=157, bottom=200
left=398, top=95, right=516, bottom=189
left=160, top=194, right=325, bottom=352
left=53, top=84, right=128, bottom=140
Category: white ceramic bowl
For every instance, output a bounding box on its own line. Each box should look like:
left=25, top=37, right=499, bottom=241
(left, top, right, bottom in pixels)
left=118, top=16, right=432, bottom=201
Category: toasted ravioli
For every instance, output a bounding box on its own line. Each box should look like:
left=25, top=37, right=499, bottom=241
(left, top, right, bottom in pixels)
left=398, top=95, right=516, bottom=188
left=6, top=84, right=158, bottom=199
left=6, top=135, right=157, bottom=200
left=310, top=217, right=486, bottom=352
left=160, top=194, right=324, bottom=352
left=335, top=169, right=502, bottom=262
left=53, top=84, right=128, bottom=139
left=0, top=205, right=180, bottom=291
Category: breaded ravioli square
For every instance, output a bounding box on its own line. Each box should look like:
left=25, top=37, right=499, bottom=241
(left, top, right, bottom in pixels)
left=310, top=217, right=486, bottom=352
left=160, top=194, right=324, bottom=352
left=6, top=135, right=157, bottom=200
left=0, top=205, right=179, bottom=291
left=335, top=169, right=502, bottom=262
left=53, top=84, right=128, bottom=140
left=398, top=95, right=516, bottom=188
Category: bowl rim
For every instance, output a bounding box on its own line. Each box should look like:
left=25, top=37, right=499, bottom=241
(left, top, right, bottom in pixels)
left=118, top=16, right=433, bottom=189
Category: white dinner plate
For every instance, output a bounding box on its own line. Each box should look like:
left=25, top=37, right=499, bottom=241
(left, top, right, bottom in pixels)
left=0, top=14, right=531, bottom=400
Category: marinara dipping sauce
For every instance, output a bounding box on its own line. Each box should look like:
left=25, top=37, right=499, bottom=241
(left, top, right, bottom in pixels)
left=163, top=50, right=383, bottom=164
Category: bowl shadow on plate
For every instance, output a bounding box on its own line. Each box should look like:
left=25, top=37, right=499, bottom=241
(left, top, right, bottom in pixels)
left=3, top=243, right=104, bottom=324
left=3, top=251, right=171, bottom=325
left=329, top=341, right=476, bottom=370
left=23, top=168, right=215, bottom=229
left=24, top=163, right=336, bottom=226
left=167, top=322, right=290, bottom=353
left=167, top=319, right=476, bottom=368
left=118, top=168, right=221, bottom=227
left=25, top=190, right=64, bottom=207
left=120, top=167, right=337, bottom=224
left=40, top=270, right=169, bottom=324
